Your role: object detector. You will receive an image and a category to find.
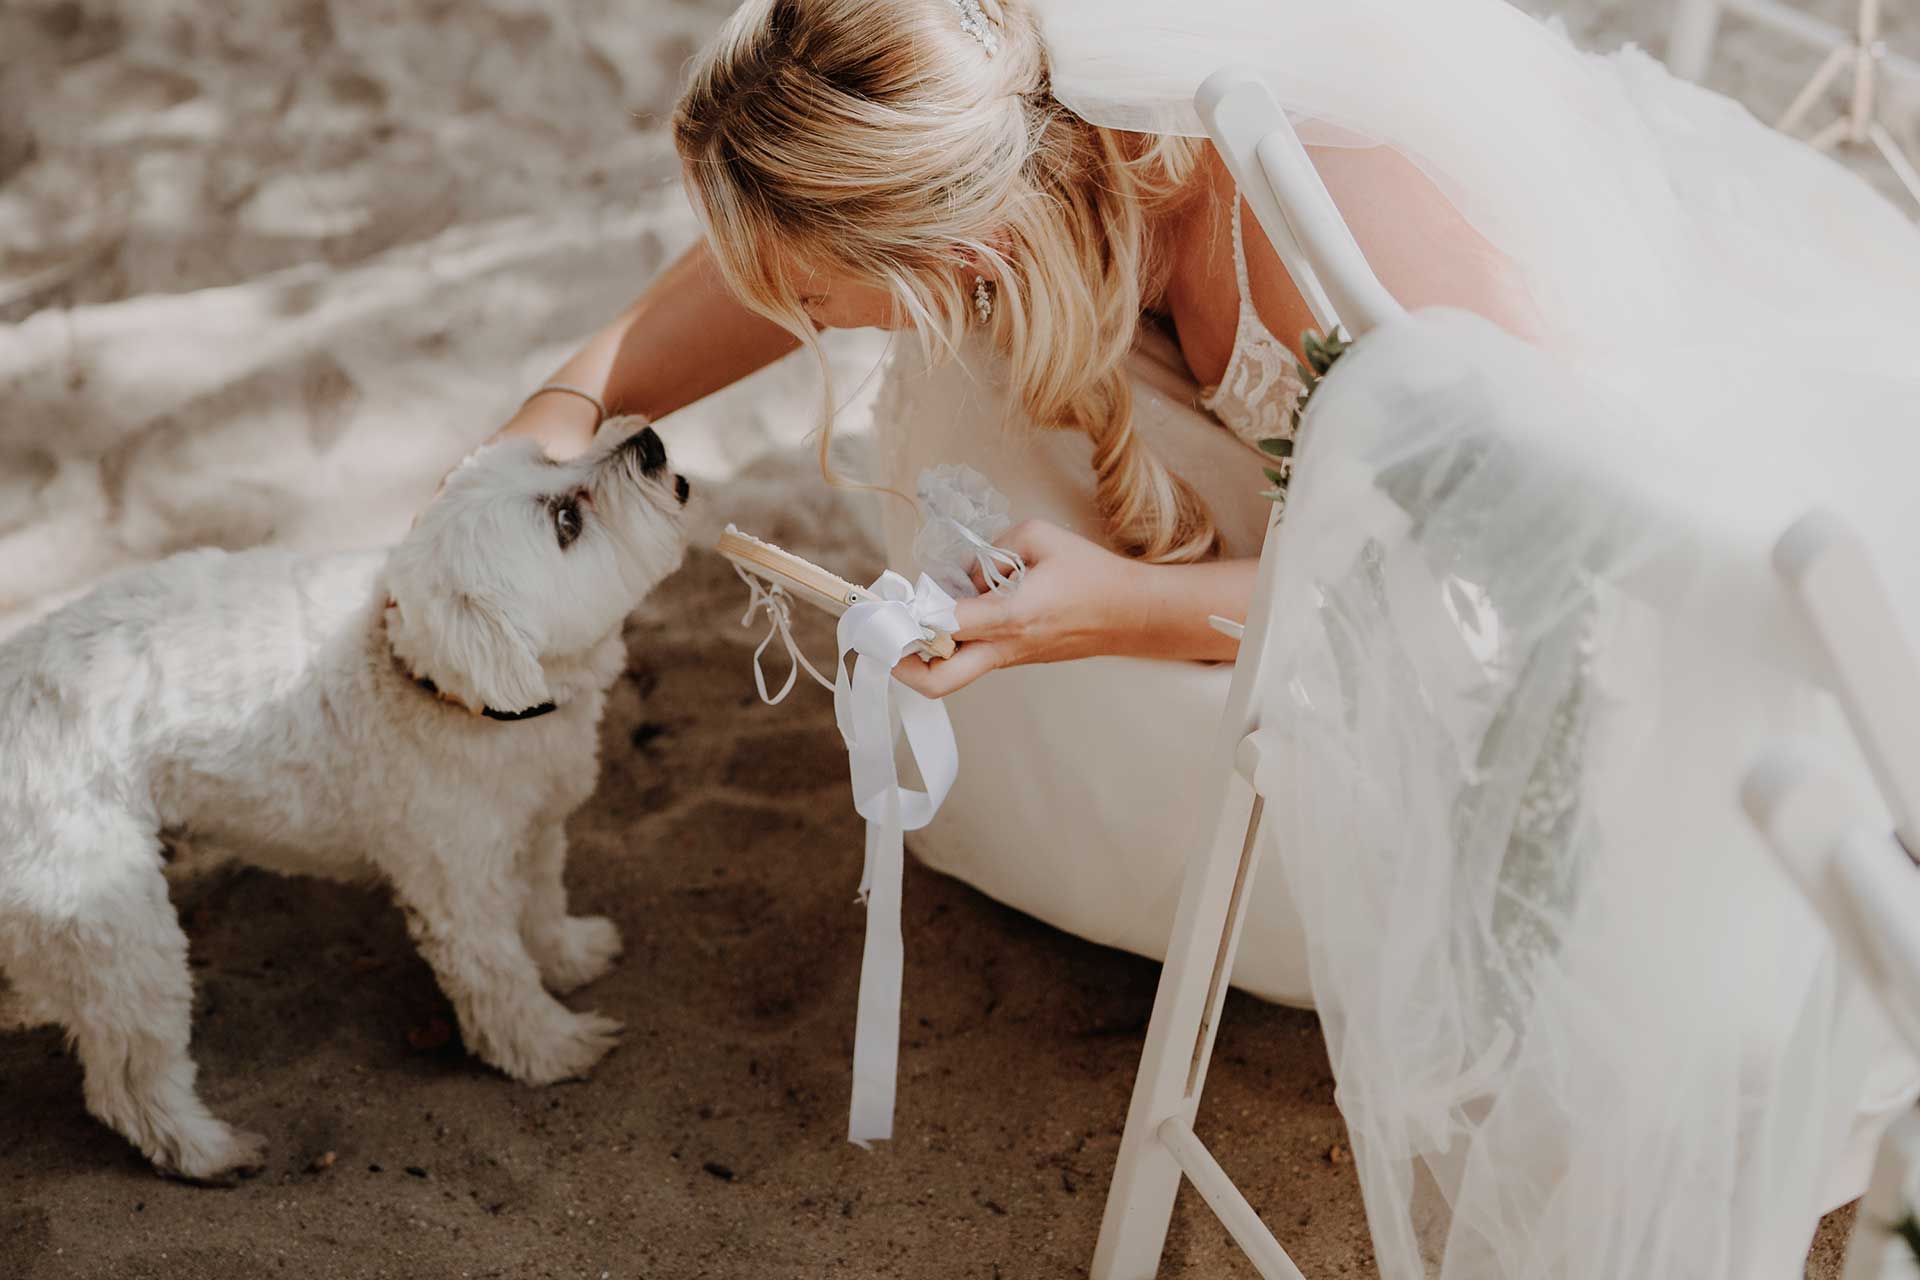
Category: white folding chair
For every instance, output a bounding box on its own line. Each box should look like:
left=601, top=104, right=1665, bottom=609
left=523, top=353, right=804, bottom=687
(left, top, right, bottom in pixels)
left=1088, top=68, right=1406, bottom=1280
left=1668, top=0, right=1920, bottom=87
left=1742, top=512, right=1920, bottom=1277
left=1668, top=0, right=1920, bottom=208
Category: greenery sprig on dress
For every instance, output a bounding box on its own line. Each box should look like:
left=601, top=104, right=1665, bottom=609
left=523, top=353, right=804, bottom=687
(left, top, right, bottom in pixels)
left=1257, top=327, right=1351, bottom=506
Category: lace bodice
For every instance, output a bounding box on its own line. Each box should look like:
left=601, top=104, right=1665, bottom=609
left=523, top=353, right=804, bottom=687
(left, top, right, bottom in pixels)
left=1199, top=200, right=1307, bottom=449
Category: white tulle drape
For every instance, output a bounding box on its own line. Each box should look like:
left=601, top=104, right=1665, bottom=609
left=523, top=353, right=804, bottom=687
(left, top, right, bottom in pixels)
left=1035, top=0, right=1920, bottom=1274
left=1259, top=310, right=1917, bottom=1278
left=1039, top=0, right=1920, bottom=393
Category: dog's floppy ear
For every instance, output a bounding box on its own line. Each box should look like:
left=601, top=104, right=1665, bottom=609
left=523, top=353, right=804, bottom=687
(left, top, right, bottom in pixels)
left=429, top=591, right=551, bottom=715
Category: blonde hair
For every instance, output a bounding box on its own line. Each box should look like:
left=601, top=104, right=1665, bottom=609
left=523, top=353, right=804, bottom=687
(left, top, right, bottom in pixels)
left=672, top=0, right=1219, bottom=562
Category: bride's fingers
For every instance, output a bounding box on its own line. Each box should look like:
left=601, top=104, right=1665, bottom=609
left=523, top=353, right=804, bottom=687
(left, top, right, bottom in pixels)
left=968, top=549, right=1027, bottom=596
left=997, top=518, right=1063, bottom=560
left=961, top=518, right=1067, bottom=595
left=890, top=640, right=1002, bottom=699
left=950, top=592, right=1010, bottom=640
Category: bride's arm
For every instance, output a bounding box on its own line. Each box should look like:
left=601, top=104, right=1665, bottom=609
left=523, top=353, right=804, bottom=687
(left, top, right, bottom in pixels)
left=489, top=239, right=802, bottom=458
left=890, top=520, right=1251, bottom=698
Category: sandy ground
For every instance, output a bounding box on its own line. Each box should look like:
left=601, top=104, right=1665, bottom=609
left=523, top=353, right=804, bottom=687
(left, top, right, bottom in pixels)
left=0, top=0, right=1910, bottom=1275
left=0, top=534, right=1372, bottom=1280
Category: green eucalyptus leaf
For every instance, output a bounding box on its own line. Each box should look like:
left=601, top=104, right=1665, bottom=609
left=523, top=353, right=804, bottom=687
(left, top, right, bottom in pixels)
left=1260, top=327, right=1356, bottom=505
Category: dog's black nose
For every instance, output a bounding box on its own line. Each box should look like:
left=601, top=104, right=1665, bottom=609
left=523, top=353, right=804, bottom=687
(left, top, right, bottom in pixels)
left=674, top=474, right=691, bottom=505
left=619, top=425, right=668, bottom=474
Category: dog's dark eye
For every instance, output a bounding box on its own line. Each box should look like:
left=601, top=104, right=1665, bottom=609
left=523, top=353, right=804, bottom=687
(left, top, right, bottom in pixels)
left=553, top=499, right=583, bottom=549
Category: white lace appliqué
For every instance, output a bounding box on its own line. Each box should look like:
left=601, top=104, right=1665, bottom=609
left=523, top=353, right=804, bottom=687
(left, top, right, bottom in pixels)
left=1200, top=200, right=1308, bottom=451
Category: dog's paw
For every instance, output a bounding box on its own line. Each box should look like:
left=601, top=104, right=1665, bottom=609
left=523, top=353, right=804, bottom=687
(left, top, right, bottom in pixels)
left=500, top=1009, right=623, bottom=1086
left=160, top=1123, right=269, bottom=1186
left=532, top=916, right=623, bottom=994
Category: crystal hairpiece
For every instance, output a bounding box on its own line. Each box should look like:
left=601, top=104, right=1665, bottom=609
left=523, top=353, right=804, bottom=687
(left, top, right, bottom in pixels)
left=945, top=0, right=999, bottom=56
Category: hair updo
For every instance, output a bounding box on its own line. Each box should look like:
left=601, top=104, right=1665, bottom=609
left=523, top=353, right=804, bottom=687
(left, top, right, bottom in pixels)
left=673, top=0, right=1219, bottom=562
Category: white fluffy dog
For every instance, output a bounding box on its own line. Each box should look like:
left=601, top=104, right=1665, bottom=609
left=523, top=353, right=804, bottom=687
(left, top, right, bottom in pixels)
left=0, top=418, right=688, bottom=1182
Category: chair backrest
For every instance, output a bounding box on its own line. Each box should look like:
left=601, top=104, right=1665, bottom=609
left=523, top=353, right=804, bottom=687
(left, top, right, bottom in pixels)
left=1194, top=66, right=1408, bottom=731
left=1747, top=511, right=1920, bottom=1047
left=1091, top=76, right=1406, bottom=1280
left=1744, top=512, right=1920, bottom=1279
left=1196, top=67, right=1407, bottom=341
left=1773, top=512, right=1920, bottom=853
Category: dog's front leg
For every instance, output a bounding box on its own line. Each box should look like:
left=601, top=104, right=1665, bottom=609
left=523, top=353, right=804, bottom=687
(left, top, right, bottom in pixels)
left=386, top=846, right=621, bottom=1086
left=518, top=823, right=622, bottom=995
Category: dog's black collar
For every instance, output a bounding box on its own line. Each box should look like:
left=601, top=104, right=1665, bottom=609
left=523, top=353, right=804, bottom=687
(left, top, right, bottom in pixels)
left=410, top=673, right=559, bottom=722
left=385, top=600, right=558, bottom=723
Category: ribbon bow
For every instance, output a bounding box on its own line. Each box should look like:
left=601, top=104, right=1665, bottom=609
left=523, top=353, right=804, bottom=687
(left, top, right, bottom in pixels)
left=732, top=564, right=835, bottom=705
left=832, top=570, right=960, bottom=1147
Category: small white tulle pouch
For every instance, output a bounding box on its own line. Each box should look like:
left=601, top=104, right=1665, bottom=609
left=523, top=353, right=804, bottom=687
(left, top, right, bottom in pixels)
left=911, top=464, right=1026, bottom=599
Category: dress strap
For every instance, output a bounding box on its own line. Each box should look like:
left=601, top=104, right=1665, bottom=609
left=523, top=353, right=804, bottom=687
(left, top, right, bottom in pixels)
left=1228, top=196, right=1255, bottom=305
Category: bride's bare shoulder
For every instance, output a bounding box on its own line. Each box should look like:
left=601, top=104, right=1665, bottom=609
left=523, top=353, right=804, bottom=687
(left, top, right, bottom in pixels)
left=1156, top=143, right=1316, bottom=380
left=1160, top=139, right=1540, bottom=362
left=1306, top=142, right=1544, bottom=341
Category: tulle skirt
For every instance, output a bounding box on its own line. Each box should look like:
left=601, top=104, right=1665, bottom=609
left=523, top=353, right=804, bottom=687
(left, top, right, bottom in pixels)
left=874, top=28, right=1920, bottom=1272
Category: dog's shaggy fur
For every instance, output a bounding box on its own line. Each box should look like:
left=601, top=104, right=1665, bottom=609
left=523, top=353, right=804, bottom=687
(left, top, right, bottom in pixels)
left=0, top=419, right=687, bottom=1181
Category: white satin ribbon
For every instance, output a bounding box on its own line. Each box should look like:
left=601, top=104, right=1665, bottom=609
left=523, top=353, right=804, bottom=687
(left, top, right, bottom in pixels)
left=947, top=519, right=1027, bottom=596
left=732, top=564, right=835, bottom=705
left=832, top=570, right=961, bottom=1148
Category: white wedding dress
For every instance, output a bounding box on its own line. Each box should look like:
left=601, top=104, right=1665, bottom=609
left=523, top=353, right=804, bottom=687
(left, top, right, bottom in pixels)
left=871, top=1, right=1920, bottom=1274
left=874, top=206, right=1316, bottom=1005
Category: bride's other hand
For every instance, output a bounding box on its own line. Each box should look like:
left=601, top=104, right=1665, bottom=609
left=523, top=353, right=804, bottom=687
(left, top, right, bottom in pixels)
left=890, top=520, right=1141, bottom=698
left=413, top=388, right=606, bottom=524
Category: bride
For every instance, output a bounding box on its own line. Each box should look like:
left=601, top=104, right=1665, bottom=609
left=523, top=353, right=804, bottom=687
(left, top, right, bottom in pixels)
left=493, top=0, right=1543, bottom=1003
left=476, top=0, right=1920, bottom=1272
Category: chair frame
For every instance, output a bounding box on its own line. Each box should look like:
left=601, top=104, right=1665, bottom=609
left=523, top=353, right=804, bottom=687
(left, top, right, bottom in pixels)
left=1743, top=511, right=1920, bottom=1277
left=1669, top=0, right=1920, bottom=89
left=1098, top=57, right=1920, bottom=1276
left=1088, top=67, right=1406, bottom=1280
left=1669, top=0, right=1920, bottom=209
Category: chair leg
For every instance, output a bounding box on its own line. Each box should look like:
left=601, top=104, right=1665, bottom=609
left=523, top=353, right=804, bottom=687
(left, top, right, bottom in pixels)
left=1092, top=769, right=1267, bottom=1280
left=1668, top=0, right=1724, bottom=81
left=1842, top=1110, right=1920, bottom=1279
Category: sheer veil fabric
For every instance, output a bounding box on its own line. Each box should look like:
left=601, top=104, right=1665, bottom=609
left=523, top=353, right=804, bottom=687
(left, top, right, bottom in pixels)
left=1035, top=0, right=1920, bottom=1275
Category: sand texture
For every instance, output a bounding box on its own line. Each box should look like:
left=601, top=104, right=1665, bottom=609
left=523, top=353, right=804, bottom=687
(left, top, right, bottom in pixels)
left=1, top=0, right=1907, bottom=1274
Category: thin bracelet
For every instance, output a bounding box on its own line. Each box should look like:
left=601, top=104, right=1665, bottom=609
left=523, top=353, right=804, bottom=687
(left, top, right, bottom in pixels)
left=522, top=383, right=607, bottom=424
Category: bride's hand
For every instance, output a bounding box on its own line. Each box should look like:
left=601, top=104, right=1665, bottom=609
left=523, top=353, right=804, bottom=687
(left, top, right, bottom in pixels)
left=416, top=393, right=603, bottom=523
left=890, top=520, right=1140, bottom=698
